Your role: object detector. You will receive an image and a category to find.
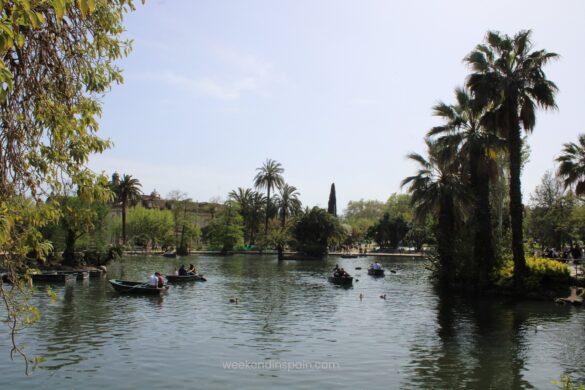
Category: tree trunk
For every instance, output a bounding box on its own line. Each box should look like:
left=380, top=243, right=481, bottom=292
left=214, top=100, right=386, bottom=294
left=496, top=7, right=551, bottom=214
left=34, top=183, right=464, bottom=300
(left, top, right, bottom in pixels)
left=264, top=188, right=271, bottom=235
left=122, top=202, right=127, bottom=245
left=438, top=198, right=455, bottom=287
left=63, top=228, right=77, bottom=266
left=470, top=146, right=495, bottom=290
left=508, top=108, right=526, bottom=291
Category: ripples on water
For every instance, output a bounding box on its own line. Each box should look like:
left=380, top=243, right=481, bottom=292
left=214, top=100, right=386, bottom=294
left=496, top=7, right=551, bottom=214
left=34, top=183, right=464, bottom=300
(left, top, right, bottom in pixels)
left=0, top=254, right=583, bottom=389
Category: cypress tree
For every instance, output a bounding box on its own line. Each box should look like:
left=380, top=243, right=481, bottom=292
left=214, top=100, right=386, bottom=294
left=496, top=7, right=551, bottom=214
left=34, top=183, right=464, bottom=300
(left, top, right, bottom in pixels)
left=327, top=183, right=337, bottom=216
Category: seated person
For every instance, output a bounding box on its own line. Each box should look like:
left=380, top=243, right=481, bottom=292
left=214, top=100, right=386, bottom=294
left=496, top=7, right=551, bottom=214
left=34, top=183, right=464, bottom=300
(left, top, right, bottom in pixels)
left=147, top=273, right=159, bottom=287
left=155, top=272, right=164, bottom=288
left=187, top=264, right=197, bottom=275
left=339, top=268, right=350, bottom=278
left=178, top=264, right=188, bottom=276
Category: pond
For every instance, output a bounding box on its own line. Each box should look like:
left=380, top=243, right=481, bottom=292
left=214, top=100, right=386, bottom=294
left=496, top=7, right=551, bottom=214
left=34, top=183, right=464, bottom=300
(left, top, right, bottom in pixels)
left=0, top=254, right=584, bottom=389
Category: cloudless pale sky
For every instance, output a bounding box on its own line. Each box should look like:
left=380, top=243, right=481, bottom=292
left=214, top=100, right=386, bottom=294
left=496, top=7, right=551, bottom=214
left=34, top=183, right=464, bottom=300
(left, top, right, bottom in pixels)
left=89, top=0, right=585, bottom=211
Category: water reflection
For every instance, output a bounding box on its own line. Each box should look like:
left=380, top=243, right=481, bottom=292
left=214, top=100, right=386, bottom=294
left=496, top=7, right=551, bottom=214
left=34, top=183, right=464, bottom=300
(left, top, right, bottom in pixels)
left=404, top=289, right=585, bottom=389
left=0, top=255, right=583, bottom=389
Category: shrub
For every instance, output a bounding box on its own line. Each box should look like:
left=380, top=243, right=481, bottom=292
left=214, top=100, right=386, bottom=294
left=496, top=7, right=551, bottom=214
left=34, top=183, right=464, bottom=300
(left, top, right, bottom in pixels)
left=494, top=257, right=571, bottom=291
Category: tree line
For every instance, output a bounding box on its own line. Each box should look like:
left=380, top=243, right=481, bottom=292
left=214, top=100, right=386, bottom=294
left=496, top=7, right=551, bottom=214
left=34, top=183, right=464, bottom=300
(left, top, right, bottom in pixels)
left=400, top=30, right=584, bottom=293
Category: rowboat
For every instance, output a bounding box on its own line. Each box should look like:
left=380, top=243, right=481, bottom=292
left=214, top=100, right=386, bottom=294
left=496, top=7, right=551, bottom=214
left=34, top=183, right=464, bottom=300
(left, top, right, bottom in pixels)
left=2, top=272, right=78, bottom=283
left=165, top=274, right=207, bottom=282
left=328, top=275, right=353, bottom=285
left=32, top=273, right=78, bottom=283
left=89, top=270, right=105, bottom=278
left=340, top=254, right=358, bottom=259
left=57, top=271, right=89, bottom=281
left=109, top=279, right=169, bottom=294
left=162, top=251, right=177, bottom=258
left=367, top=268, right=385, bottom=276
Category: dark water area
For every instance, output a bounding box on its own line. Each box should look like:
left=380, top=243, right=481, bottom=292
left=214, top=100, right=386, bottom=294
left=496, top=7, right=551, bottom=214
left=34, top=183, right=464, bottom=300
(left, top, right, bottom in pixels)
left=0, top=254, right=583, bottom=389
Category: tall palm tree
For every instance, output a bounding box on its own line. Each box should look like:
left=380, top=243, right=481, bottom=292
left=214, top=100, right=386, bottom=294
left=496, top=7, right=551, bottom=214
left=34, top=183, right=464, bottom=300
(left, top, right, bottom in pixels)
left=254, top=159, right=285, bottom=235
left=428, top=87, right=503, bottom=289
left=466, top=30, right=558, bottom=290
left=275, top=183, right=301, bottom=227
left=401, top=140, right=469, bottom=286
left=556, top=134, right=585, bottom=196
left=113, top=174, right=142, bottom=244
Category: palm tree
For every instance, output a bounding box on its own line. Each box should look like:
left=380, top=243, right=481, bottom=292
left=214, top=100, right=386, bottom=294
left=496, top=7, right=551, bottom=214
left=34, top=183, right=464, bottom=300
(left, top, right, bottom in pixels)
left=466, top=30, right=558, bottom=290
left=248, top=191, right=266, bottom=244
left=428, top=87, right=503, bottom=289
left=113, top=174, right=142, bottom=245
left=556, top=134, right=585, bottom=196
left=254, top=159, right=285, bottom=235
left=229, top=187, right=254, bottom=243
left=401, top=140, right=469, bottom=286
left=275, top=183, right=301, bottom=228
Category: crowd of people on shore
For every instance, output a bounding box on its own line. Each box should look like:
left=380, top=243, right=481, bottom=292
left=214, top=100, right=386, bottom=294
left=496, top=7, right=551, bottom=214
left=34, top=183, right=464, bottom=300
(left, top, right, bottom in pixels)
left=539, top=243, right=582, bottom=261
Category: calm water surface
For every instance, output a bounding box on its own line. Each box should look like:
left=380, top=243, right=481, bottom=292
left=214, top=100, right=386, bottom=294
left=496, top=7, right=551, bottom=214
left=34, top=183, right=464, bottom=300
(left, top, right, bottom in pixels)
left=0, top=255, right=584, bottom=389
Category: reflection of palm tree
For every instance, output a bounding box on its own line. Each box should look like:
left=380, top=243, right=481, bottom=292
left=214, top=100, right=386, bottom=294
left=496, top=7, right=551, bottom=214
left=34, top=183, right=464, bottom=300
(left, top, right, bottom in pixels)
left=557, top=134, right=585, bottom=196
left=428, top=87, right=502, bottom=289
left=254, top=159, right=284, bottom=235
left=112, top=174, right=142, bottom=244
left=275, top=184, right=301, bottom=227
left=466, top=30, right=558, bottom=289
left=402, top=140, right=468, bottom=285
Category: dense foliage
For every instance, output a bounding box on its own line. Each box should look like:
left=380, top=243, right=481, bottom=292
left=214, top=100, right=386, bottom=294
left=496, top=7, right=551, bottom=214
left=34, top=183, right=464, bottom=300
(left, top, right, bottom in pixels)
left=205, top=201, right=244, bottom=253
left=0, top=0, right=139, bottom=370
left=291, top=207, right=345, bottom=258
left=367, top=213, right=409, bottom=250
left=494, top=257, right=571, bottom=291
left=403, top=30, right=560, bottom=292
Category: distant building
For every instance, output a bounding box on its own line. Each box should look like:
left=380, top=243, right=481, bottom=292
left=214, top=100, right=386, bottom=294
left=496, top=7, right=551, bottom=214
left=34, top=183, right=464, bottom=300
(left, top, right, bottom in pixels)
left=139, top=189, right=168, bottom=210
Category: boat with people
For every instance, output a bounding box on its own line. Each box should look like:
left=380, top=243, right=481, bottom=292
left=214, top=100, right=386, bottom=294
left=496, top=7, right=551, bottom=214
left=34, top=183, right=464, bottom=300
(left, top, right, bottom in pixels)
left=368, top=261, right=384, bottom=276
left=328, top=275, right=353, bottom=285
left=368, top=268, right=385, bottom=276
left=109, top=279, right=169, bottom=294
left=165, top=274, right=207, bottom=282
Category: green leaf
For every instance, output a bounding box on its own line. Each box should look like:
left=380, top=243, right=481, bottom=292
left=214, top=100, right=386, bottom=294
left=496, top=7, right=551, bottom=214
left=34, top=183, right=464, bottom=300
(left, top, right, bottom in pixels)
left=16, top=33, right=24, bottom=48
left=52, top=0, right=65, bottom=19
left=79, top=0, right=88, bottom=18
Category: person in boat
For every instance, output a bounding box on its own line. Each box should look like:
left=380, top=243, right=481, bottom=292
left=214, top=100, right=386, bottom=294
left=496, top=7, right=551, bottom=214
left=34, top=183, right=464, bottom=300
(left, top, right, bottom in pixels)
left=187, top=264, right=197, bottom=275
left=333, top=264, right=340, bottom=272
left=155, top=272, right=165, bottom=288
left=371, top=262, right=382, bottom=270
left=147, top=273, right=159, bottom=288
left=338, top=268, right=350, bottom=278
left=178, top=264, right=188, bottom=276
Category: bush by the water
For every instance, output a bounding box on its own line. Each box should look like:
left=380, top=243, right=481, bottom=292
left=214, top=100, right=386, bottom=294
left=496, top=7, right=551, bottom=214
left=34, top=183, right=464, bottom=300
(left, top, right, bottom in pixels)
left=494, top=257, right=571, bottom=290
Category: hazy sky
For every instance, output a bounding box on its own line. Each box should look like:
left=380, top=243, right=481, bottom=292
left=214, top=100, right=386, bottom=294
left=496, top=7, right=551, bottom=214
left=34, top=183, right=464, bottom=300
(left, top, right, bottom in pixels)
left=89, top=0, right=585, bottom=211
